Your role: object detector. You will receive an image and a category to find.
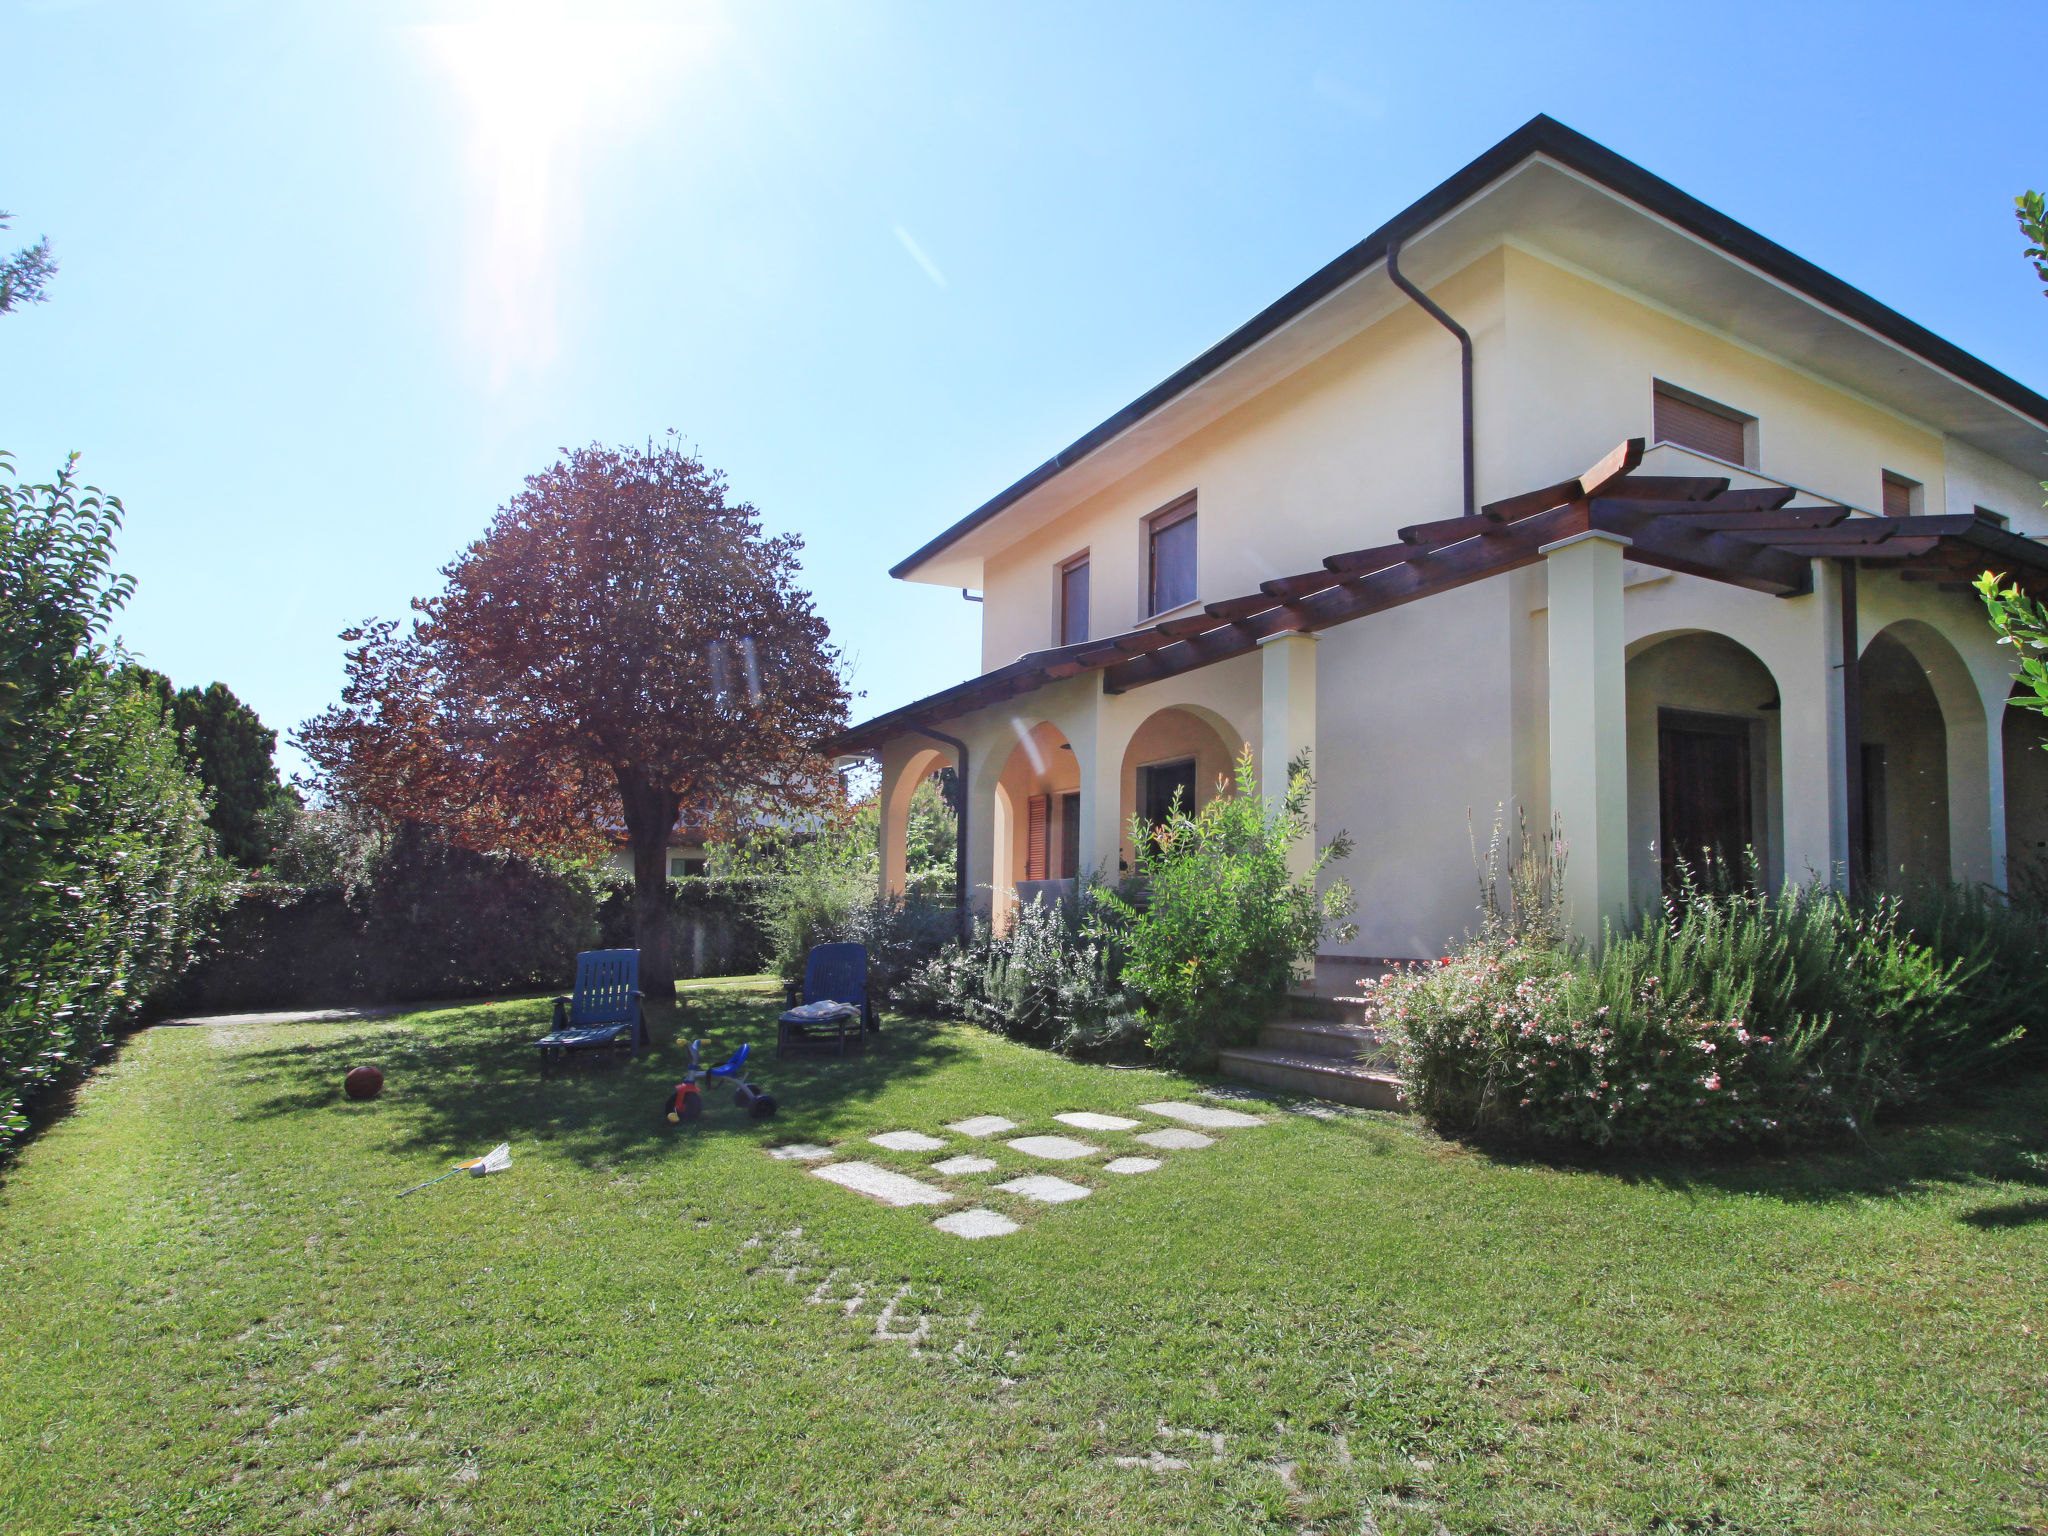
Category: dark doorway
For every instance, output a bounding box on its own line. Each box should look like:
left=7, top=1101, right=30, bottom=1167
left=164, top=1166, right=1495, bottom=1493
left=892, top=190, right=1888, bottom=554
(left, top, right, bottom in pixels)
left=1058, top=792, right=1081, bottom=879
left=1658, top=709, right=1755, bottom=886
left=1138, top=758, right=1197, bottom=831
left=1861, top=742, right=1889, bottom=884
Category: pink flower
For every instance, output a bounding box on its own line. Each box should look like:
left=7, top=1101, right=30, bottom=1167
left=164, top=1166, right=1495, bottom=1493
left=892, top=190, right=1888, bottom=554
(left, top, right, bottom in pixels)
left=1701, top=1074, right=1722, bottom=1090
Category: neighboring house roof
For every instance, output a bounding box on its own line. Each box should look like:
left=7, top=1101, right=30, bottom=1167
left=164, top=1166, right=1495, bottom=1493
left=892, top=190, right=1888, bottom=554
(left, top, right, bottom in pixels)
left=832, top=439, right=2048, bottom=753
left=890, top=114, right=2048, bottom=586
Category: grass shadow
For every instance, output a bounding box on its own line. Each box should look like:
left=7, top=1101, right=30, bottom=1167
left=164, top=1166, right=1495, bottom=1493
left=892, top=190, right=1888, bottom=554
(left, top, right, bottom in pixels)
left=1455, top=1072, right=2048, bottom=1208
left=1959, top=1197, right=2048, bottom=1230
left=228, top=980, right=969, bottom=1169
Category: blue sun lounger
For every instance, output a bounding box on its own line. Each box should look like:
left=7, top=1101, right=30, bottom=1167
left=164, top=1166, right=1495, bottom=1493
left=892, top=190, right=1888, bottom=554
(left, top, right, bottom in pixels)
left=536, top=949, right=652, bottom=1073
left=777, top=943, right=876, bottom=1057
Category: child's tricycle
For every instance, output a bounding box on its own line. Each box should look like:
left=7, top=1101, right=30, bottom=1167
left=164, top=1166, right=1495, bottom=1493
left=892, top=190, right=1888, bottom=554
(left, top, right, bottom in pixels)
left=663, top=1039, right=778, bottom=1123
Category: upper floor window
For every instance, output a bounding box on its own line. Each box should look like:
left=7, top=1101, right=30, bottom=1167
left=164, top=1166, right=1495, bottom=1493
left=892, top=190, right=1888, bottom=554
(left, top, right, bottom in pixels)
left=1975, top=504, right=2010, bottom=529
left=1059, top=553, right=1090, bottom=645
left=1147, top=497, right=1198, bottom=615
left=1882, top=472, right=1921, bottom=518
left=1653, top=382, right=1754, bottom=467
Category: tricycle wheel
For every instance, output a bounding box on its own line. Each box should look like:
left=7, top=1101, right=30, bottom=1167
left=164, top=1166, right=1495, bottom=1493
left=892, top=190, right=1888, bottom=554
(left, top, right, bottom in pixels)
left=749, top=1094, right=779, bottom=1119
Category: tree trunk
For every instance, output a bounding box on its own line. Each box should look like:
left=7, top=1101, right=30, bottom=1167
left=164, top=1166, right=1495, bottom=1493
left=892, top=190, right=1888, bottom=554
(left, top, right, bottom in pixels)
left=617, top=770, right=683, bottom=999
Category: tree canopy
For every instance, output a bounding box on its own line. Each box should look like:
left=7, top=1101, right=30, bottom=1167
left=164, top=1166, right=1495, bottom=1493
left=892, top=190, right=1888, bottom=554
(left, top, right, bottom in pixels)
left=125, top=669, right=291, bottom=867
left=297, top=437, right=849, bottom=990
left=0, top=212, right=56, bottom=314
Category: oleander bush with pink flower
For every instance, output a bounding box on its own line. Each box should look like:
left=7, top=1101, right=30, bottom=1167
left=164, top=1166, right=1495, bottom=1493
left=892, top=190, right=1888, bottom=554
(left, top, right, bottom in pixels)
left=1370, top=818, right=2024, bottom=1153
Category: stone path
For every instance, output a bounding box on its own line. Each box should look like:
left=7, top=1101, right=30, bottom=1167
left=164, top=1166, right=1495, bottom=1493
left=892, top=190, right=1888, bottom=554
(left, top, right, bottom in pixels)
left=1055, top=1111, right=1141, bottom=1131
left=1006, top=1135, right=1101, bottom=1161
left=1138, top=1101, right=1266, bottom=1129
left=811, top=1162, right=953, bottom=1207
left=946, top=1116, right=1017, bottom=1137
left=869, top=1130, right=948, bottom=1152
left=780, top=1098, right=1273, bottom=1237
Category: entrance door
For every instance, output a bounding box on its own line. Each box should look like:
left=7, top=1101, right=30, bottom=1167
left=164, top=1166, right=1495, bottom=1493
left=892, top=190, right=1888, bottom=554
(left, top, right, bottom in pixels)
left=1658, top=709, right=1754, bottom=886
left=1138, top=759, right=1197, bottom=830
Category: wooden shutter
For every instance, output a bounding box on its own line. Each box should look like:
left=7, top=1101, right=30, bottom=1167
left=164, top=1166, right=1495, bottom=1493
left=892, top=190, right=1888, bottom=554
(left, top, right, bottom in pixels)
left=1059, top=793, right=1081, bottom=879
left=1882, top=473, right=1917, bottom=518
left=1026, top=794, right=1049, bottom=881
left=1653, top=387, right=1747, bottom=464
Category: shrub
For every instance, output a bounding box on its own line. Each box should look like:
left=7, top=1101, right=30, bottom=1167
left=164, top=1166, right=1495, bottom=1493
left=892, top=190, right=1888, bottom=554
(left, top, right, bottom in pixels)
left=1097, top=748, right=1354, bottom=1068
left=1374, top=819, right=2010, bottom=1154
left=1, top=455, right=225, bottom=1138
left=1887, top=878, right=2048, bottom=1072
left=901, top=892, right=1143, bottom=1060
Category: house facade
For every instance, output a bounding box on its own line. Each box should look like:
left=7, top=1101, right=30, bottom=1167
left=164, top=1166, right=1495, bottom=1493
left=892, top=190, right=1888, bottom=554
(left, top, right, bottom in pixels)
left=832, top=117, right=2048, bottom=964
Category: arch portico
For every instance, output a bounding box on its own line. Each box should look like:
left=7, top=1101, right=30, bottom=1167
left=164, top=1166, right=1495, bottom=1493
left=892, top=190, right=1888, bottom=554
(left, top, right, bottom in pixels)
left=1624, top=628, right=1785, bottom=902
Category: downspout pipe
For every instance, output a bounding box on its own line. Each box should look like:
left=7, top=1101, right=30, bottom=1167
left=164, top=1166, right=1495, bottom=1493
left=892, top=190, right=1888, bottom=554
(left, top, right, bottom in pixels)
left=1386, top=236, right=1476, bottom=520
left=914, top=726, right=973, bottom=942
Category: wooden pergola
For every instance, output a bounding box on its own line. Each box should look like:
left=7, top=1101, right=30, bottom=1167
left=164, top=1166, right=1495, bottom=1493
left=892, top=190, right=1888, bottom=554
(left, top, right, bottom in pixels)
left=830, top=438, right=2048, bottom=757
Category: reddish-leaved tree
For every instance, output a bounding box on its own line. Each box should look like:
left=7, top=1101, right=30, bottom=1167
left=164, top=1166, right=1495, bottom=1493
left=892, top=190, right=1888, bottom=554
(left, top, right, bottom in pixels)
left=298, top=438, right=848, bottom=994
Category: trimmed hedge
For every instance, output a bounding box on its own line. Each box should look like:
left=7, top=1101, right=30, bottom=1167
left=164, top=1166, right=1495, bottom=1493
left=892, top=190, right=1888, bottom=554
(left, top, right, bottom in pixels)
left=165, top=831, right=773, bottom=1015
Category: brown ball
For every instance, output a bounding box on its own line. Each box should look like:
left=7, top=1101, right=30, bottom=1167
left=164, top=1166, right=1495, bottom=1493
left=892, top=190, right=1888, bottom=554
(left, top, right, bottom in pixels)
left=344, top=1065, right=384, bottom=1101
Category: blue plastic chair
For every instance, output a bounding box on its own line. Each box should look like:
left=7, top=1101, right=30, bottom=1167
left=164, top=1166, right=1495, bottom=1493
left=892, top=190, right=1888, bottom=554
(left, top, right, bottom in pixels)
left=535, top=949, right=651, bottom=1073
left=777, top=943, right=876, bottom=1056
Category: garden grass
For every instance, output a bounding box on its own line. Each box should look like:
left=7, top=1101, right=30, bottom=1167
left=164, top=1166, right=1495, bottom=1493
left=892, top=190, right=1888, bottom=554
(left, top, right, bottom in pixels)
left=0, top=980, right=2043, bottom=1534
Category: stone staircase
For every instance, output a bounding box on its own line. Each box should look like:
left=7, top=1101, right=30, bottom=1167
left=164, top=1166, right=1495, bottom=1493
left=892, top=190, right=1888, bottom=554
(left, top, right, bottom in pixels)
left=1217, top=989, right=1407, bottom=1111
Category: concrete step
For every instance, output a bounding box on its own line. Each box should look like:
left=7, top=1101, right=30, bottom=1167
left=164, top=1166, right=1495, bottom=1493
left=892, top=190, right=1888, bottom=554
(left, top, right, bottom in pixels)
left=1283, top=992, right=1377, bottom=1026
left=1215, top=1047, right=1407, bottom=1111
left=1260, top=1019, right=1391, bottom=1062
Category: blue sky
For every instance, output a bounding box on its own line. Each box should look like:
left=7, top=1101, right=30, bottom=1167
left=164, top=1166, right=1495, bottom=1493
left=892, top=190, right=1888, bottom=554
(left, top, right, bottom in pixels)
left=5, top=0, right=2046, bottom=777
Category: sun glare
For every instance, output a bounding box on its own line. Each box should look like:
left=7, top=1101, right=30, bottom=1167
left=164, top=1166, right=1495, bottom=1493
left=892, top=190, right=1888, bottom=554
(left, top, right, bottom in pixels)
left=412, top=4, right=715, bottom=385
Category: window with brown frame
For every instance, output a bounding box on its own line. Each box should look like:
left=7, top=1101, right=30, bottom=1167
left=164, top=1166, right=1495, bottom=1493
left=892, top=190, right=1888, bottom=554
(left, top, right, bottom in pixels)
left=1147, top=499, right=1197, bottom=615
left=1882, top=472, right=1920, bottom=518
left=1653, top=383, right=1753, bottom=466
left=1059, top=554, right=1090, bottom=646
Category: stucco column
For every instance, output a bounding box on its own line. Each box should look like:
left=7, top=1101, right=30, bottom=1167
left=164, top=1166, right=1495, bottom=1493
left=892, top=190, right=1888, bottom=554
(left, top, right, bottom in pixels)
left=1542, top=531, right=1630, bottom=942
left=875, top=752, right=913, bottom=900
left=1773, top=568, right=1849, bottom=888
left=1059, top=689, right=1127, bottom=886
left=1259, top=630, right=1319, bottom=877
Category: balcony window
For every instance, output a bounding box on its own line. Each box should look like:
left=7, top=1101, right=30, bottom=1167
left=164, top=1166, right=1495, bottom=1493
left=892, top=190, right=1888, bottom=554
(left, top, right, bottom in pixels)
left=1882, top=472, right=1920, bottom=518
left=1059, top=554, right=1090, bottom=645
left=1147, top=499, right=1197, bottom=615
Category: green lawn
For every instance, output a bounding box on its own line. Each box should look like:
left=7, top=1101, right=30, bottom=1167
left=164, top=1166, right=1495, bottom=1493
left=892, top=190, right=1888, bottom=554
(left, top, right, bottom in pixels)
left=1, top=981, right=2043, bottom=1535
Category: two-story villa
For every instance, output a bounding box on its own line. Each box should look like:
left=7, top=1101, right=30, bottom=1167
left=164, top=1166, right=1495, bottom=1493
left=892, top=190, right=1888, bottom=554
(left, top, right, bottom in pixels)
left=830, top=115, right=2048, bottom=979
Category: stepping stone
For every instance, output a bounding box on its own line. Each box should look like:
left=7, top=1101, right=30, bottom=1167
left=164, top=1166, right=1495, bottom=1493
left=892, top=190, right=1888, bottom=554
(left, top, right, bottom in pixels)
left=1007, top=1135, right=1102, bottom=1161
left=766, top=1143, right=834, bottom=1161
left=947, top=1115, right=1018, bottom=1138
left=932, top=1208, right=1019, bottom=1239
left=869, top=1130, right=948, bottom=1152
left=997, top=1175, right=1092, bottom=1204
left=811, top=1162, right=954, bottom=1207
left=1055, top=1112, right=1142, bottom=1132
left=1138, top=1100, right=1267, bottom=1130
left=1103, top=1156, right=1163, bottom=1174
left=932, top=1154, right=997, bottom=1176
left=1135, top=1128, right=1214, bottom=1151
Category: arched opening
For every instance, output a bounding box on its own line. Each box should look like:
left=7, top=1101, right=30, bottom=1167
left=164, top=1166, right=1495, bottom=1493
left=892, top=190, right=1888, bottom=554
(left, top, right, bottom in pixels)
left=1626, top=630, right=1784, bottom=901
left=992, top=718, right=1079, bottom=930
left=1116, top=706, right=1243, bottom=876
left=881, top=745, right=954, bottom=904
left=1857, top=628, right=1952, bottom=886
left=2003, top=684, right=2048, bottom=896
